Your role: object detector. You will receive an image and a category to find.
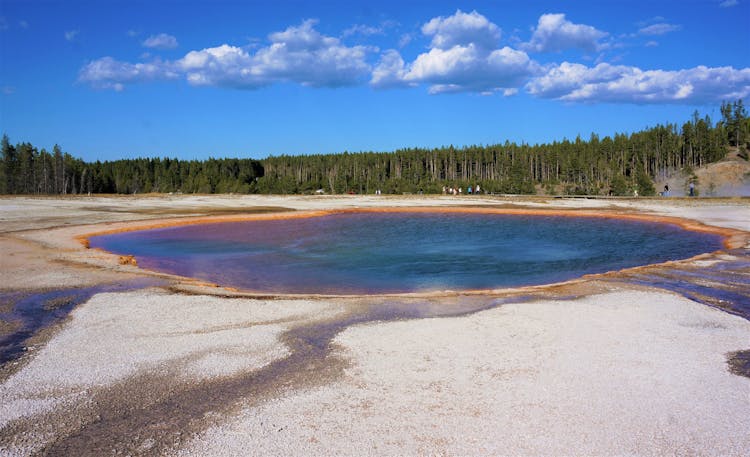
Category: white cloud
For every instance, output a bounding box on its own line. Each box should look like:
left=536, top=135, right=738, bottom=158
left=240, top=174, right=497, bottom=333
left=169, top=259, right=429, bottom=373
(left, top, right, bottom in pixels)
left=19, top=20, right=28, bottom=29
left=78, top=56, right=179, bottom=90
left=645, top=40, right=659, bottom=47
left=342, top=24, right=384, bottom=38
left=398, top=33, right=413, bottom=48
left=267, top=19, right=334, bottom=51
left=638, top=23, right=681, bottom=35
left=521, top=13, right=607, bottom=53
left=80, top=20, right=372, bottom=90
left=636, top=16, right=664, bottom=28
left=720, top=0, right=738, bottom=7
left=127, top=29, right=140, bottom=37
left=372, top=11, right=536, bottom=94
left=142, top=33, right=178, bottom=49
left=179, top=45, right=254, bottom=87
left=64, top=30, right=79, bottom=42
left=409, top=45, right=537, bottom=94
left=527, top=62, right=750, bottom=103
left=422, top=9, right=501, bottom=50
left=342, top=20, right=397, bottom=39
left=371, top=50, right=411, bottom=88
left=77, top=11, right=749, bottom=104
left=182, top=20, right=371, bottom=88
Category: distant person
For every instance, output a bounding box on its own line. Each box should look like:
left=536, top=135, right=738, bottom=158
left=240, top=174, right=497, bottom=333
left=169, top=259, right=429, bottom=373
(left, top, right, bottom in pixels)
left=689, top=182, right=695, bottom=196
left=468, top=186, right=473, bottom=194
left=663, top=184, right=669, bottom=197
left=475, top=184, right=480, bottom=194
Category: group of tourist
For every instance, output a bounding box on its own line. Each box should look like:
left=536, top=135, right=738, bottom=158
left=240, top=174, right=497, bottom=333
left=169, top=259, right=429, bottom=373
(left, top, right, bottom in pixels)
left=442, top=185, right=481, bottom=195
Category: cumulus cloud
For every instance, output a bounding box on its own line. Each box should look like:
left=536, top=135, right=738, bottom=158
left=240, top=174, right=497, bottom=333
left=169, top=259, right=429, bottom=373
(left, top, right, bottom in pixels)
left=372, top=10, right=537, bottom=94
left=80, top=20, right=372, bottom=90
left=408, top=45, right=537, bottom=94
left=720, top=0, right=738, bottom=7
left=422, top=9, right=501, bottom=50
left=182, top=20, right=371, bottom=88
left=78, top=56, right=180, bottom=90
left=527, top=62, right=750, bottom=103
left=178, top=45, right=253, bottom=87
left=142, top=33, right=178, bottom=49
left=77, top=11, right=749, bottom=104
left=371, top=50, right=411, bottom=88
left=638, top=23, right=681, bottom=35
left=521, top=13, right=607, bottom=53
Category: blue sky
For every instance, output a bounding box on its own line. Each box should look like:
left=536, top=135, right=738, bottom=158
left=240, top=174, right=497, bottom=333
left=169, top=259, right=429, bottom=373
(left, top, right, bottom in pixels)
left=1, top=0, right=749, bottom=161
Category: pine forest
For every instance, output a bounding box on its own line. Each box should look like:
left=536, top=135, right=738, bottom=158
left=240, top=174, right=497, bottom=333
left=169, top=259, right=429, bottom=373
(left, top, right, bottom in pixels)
left=2, top=100, right=748, bottom=197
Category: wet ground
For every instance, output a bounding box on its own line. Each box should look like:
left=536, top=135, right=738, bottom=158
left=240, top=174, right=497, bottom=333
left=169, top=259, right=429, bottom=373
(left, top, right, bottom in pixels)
left=0, top=278, right=165, bottom=366
left=615, top=247, right=750, bottom=320
left=3, top=244, right=746, bottom=375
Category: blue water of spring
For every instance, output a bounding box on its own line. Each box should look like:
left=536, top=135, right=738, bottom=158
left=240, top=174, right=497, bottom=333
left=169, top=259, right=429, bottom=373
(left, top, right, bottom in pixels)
left=89, top=212, right=724, bottom=295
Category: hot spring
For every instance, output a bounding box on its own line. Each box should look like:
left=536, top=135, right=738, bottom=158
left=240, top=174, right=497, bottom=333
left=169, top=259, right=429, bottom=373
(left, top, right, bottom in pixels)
left=89, top=211, right=724, bottom=294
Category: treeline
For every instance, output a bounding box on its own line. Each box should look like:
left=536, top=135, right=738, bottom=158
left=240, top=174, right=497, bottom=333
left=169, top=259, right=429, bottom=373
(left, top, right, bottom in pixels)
left=0, top=136, right=262, bottom=194
left=1, top=100, right=748, bottom=196
left=259, top=100, right=748, bottom=196
left=88, top=158, right=263, bottom=194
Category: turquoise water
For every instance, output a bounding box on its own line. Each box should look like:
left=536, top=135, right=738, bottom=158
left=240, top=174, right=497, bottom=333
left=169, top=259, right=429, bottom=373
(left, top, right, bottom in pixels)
left=89, top=212, right=723, bottom=294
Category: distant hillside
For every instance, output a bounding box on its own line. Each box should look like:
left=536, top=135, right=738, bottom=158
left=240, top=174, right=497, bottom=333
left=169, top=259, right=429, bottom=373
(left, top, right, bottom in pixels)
left=657, top=148, right=750, bottom=197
